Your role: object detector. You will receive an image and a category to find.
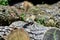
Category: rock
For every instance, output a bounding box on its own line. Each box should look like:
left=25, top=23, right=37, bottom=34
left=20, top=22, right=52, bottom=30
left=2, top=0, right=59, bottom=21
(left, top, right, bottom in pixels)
left=52, top=1, right=60, bottom=9
left=25, top=14, right=36, bottom=22
left=9, top=21, right=27, bottom=28
left=0, top=21, right=60, bottom=40
left=26, top=24, right=60, bottom=40
left=9, top=21, right=60, bottom=40
left=44, top=19, right=56, bottom=27
left=0, top=26, right=10, bottom=37
left=0, top=5, right=23, bottom=25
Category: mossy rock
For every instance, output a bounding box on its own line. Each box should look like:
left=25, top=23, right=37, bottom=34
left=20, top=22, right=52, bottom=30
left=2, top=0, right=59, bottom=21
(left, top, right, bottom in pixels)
left=43, top=28, right=60, bottom=40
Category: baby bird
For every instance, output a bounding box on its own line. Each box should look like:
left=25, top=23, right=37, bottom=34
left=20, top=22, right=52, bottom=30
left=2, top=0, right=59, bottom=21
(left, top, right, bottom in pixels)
left=6, top=28, right=30, bottom=40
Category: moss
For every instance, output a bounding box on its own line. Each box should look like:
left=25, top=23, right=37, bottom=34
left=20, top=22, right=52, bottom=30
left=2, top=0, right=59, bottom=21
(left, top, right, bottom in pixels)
left=20, top=13, right=26, bottom=21
left=0, top=0, right=9, bottom=5
left=35, top=18, right=45, bottom=25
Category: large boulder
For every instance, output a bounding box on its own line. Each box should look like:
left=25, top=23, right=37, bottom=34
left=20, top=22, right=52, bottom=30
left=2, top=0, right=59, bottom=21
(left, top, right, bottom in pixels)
left=0, top=21, right=60, bottom=40
left=9, top=21, right=60, bottom=40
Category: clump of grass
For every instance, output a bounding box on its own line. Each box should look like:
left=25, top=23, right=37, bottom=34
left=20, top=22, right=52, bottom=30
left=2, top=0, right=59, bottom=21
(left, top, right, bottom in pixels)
left=35, top=18, right=45, bottom=25
left=20, top=13, right=26, bottom=21
left=0, top=0, right=9, bottom=5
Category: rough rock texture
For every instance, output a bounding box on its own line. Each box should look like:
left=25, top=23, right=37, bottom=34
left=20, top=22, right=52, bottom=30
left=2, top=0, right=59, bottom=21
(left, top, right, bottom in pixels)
left=0, top=21, right=60, bottom=40
left=0, top=5, right=23, bottom=25
left=9, top=21, right=60, bottom=40
left=0, top=26, right=12, bottom=38
left=0, top=1, right=60, bottom=27
left=0, top=1, right=60, bottom=40
left=26, top=3, right=60, bottom=27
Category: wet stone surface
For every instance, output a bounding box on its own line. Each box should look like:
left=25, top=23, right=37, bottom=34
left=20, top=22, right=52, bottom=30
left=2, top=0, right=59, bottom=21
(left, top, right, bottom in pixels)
left=0, top=21, right=48, bottom=40
left=0, top=21, right=60, bottom=40
left=9, top=21, right=51, bottom=40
